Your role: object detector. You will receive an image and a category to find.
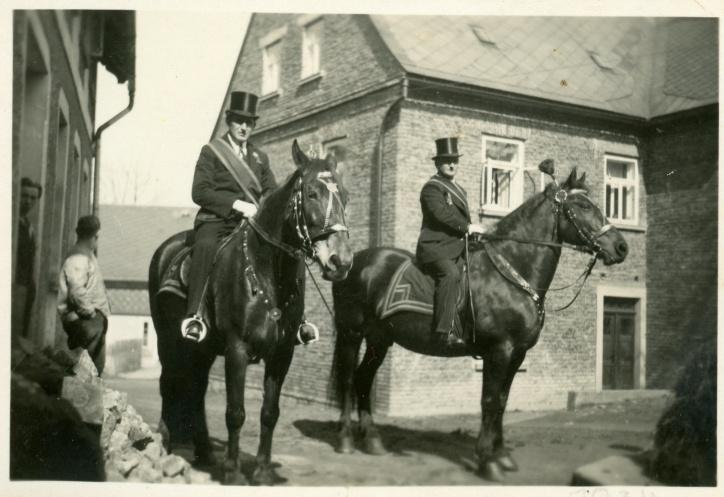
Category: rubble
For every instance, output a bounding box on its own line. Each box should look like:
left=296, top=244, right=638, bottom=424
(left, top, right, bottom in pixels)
left=11, top=338, right=215, bottom=484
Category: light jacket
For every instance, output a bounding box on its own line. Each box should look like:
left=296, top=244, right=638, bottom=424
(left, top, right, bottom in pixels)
left=58, top=245, right=111, bottom=321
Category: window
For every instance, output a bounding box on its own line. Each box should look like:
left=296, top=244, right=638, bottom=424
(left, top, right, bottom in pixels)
left=261, top=41, right=281, bottom=95
left=323, top=136, right=347, bottom=166
left=301, top=19, right=322, bottom=79
left=604, top=155, right=638, bottom=225
left=481, top=136, right=524, bottom=213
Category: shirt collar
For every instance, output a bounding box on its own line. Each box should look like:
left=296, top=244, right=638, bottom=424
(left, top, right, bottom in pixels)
left=226, top=133, right=247, bottom=156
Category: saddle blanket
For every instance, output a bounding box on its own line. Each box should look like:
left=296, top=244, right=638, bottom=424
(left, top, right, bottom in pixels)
left=158, top=246, right=192, bottom=299
left=377, top=259, right=466, bottom=320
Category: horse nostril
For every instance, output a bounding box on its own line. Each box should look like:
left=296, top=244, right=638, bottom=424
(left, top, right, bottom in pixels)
left=616, top=241, right=628, bottom=257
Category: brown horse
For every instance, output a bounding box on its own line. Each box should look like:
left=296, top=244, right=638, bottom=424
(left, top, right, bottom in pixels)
left=331, top=161, right=628, bottom=482
left=148, top=141, right=353, bottom=485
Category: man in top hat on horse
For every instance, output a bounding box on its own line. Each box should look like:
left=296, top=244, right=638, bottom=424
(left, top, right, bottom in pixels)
left=416, top=137, right=486, bottom=347
left=182, top=91, right=277, bottom=341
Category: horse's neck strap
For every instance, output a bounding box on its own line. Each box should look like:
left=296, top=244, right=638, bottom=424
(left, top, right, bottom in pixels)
left=484, top=242, right=545, bottom=318
left=248, top=217, right=305, bottom=260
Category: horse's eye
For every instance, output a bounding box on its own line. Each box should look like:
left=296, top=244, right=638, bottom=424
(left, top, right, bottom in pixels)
left=307, top=189, right=319, bottom=199
left=577, top=201, right=591, bottom=210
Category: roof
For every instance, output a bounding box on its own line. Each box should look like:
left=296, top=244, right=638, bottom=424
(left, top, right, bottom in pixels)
left=99, top=10, right=136, bottom=84
left=370, top=16, right=717, bottom=119
left=98, top=204, right=195, bottom=281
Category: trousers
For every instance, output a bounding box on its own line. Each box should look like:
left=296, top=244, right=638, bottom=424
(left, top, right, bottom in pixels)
left=423, top=257, right=462, bottom=335
left=186, top=219, right=238, bottom=317
left=62, top=313, right=108, bottom=375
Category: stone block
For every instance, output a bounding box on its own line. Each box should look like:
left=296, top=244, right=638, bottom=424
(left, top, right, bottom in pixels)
left=73, top=349, right=99, bottom=382
left=142, top=441, right=164, bottom=461
left=109, top=449, right=142, bottom=477
left=61, top=376, right=104, bottom=425
left=160, top=454, right=188, bottom=477
left=109, top=430, right=131, bottom=453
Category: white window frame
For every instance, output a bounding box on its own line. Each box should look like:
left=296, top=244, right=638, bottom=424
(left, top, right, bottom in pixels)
left=261, top=40, right=282, bottom=96
left=481, top=135, right=525, bottom=215
left=595, top=285, right=647, bottom=391
left=603, top=154, right=639, bottom=226
left=300, top=18, right=323, bottom=80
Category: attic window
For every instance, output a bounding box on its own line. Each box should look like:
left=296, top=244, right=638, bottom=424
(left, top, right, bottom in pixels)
left=471, top=25, right=496, bottom=46
left=589, top=51, right=621, bottom=72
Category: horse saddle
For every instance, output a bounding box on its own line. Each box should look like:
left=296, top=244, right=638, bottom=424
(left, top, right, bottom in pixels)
left=158, top=245, right=193, bottom=300
left=377, top=259, right=469, bottom=332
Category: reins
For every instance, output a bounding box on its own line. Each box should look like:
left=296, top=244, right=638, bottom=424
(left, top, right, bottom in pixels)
left=476, top=186, right=610, bottom=314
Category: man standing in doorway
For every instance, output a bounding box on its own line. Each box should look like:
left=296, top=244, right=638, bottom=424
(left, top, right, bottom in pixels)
left=57, top=215, right=111, bottom=375
left=13, top=177, right=42, bottom=338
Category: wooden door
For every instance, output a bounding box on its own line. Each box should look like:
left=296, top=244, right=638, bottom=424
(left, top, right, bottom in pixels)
left=603, top=298, right=637, bottom=389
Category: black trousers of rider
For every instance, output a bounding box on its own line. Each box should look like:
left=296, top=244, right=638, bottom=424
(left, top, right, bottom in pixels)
left=186, top=219, right=238, bottom=318
left=423, top=257, right=462, bottom=335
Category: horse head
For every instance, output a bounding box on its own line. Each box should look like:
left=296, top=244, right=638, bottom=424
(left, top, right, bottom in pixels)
left=290, top=140, right=353, bottom=281
left=541, top=162, right=628, bottom=266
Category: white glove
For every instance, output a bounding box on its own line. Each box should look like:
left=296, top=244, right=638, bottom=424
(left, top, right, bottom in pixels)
left=232, top=200, right=258, bottom=218
left=467, top=223, right=486, bottom=235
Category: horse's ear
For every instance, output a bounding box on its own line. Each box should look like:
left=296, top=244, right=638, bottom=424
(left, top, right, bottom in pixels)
left=577, top=171, right=587, bottom=187
left=562, top=167, right=579, bottom=189
left=292, top=139, right=309, bottom=169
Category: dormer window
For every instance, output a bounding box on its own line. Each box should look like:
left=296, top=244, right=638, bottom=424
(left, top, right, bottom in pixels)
left=301, top=18, right=323, bottom=79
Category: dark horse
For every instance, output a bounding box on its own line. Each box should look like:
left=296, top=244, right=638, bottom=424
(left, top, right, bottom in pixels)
left=331, top=161, right=628, bottom=482
left=148, top=141, right=353, bottom=485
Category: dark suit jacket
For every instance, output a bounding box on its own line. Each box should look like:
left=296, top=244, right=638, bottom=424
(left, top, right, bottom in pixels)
left=191, top=136, right=276, bottom=226
left=415, top=175, right=471, bottom=264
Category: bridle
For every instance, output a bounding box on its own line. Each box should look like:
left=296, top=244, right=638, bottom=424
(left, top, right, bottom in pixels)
left=551, top=188, right=614, bottom=258
left=248, top=170, right=349, bottom=261
left=292, top=171, right=349, bottom=258
left=476, top=184, right=616, bottom=315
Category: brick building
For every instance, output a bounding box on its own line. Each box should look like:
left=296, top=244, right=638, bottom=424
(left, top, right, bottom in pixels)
left=210, top=15, right=717, bottom=414
left=11, top=11, right=135, bottom=349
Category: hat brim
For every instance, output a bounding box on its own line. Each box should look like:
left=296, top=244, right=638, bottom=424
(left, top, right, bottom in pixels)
left=432, top=154, right=463, bottom=160
left=226, top=110, right=259, bottom=119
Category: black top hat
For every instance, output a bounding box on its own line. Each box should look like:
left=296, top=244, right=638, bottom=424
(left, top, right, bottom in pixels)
left=226, top=91, right=259, bottom=119
left=433, top=137, right=463, bottom=160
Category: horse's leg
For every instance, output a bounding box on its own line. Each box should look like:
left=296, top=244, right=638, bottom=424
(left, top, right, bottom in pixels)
left=251, top=348, right=293, bottom=485
left=223, top=340, right=250, bottom=485
left=492, top=349, right=527, bottom=472
left=355, top=336, right=390, bottom=455
left=192, top=350, right=217, bottom=467
left=476, top=342, right=514, bottom=482
left=336, top=333, right=363, bottom=454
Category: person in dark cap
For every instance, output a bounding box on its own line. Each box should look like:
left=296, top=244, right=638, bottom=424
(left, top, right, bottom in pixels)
left=416, top=138, right=486, bottom=348
left=57, top=215, right=111, bottom=375
left=13, top=177, right=42, bottom=338
left=182, top=91, right=277, bottom=341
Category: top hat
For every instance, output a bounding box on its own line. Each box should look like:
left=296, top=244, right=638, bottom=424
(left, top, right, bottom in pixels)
left=433, top=137, right=463, bottom=160
left=76, top=215, right=101, bottom=237
left=226, top=91, right=259, bottom=119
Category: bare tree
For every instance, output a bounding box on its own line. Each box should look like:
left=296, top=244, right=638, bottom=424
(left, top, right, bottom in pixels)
left=101, top=167, right=157, bottom=205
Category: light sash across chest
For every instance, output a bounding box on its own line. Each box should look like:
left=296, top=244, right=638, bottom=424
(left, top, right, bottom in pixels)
left=207, top=137, right=263, bottom=206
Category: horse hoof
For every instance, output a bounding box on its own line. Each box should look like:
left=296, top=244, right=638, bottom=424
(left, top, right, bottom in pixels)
left=336, top=435, right=355, bottom=454
left=223, top=470, right=250, bottom=486
left=480, top=460, right=505, bottom=482
left=363, top=436, right=387, bottom=455
left=497, top=454, right=518, bottom=472
left=252, top=465, right=287, bottom=486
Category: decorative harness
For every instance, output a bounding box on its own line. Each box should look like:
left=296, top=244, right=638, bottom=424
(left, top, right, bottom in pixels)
left=481, top=186, right=614, bottom=321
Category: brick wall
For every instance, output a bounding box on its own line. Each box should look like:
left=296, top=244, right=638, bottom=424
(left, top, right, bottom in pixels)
left=386, top=99, right=647, bottom=414
left=214, top=13, right=402, bottom=136
left=643, top=109, right=718, bottom=388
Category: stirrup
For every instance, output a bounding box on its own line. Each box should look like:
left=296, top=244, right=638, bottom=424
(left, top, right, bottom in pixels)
left=181, top=315, right=208, bottom=342
left=296, top=320, right=319, bottom=345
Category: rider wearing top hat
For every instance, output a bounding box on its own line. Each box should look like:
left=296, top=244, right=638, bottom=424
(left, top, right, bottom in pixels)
left=182, top=91, right=277, bottom=341
left=416, top=137, right=486, bottom=347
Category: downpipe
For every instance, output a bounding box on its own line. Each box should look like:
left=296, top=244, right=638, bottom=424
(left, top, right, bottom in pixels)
left=92, top=76, right=136, bottom=215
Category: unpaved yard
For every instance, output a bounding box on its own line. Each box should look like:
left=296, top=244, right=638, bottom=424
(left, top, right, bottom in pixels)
left=105, top=375, right=667, bottom=486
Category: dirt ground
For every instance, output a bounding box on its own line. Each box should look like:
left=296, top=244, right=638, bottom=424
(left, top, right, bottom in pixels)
left=105, top=373, right=668, bottom=486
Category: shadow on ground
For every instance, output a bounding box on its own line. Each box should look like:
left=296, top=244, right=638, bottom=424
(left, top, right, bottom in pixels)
left=292, top=419, right=482, bottom=472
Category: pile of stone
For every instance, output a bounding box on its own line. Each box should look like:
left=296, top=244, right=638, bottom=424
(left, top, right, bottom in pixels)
left=11, top=336, right=211, bottom=484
